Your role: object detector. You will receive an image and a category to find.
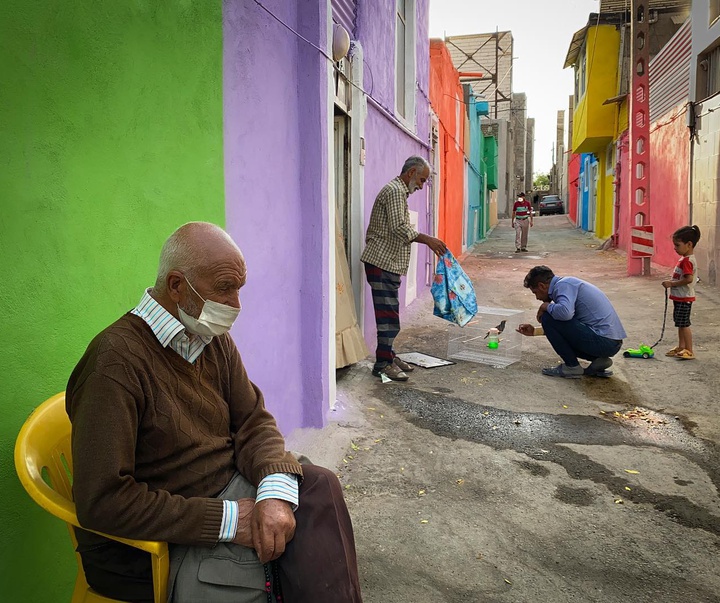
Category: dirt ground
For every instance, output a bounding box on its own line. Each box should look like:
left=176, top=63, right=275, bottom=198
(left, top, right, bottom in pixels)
left=288, top=215, right=720, bottom=603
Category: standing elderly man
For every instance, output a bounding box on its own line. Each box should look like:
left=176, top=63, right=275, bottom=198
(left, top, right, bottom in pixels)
left=516, top=265, right=627, bottom=378
left=511, top=192, right=533, bottom=253
left=360, top=156, right=447, bottom=382
left=66, top=222, right=362, bottom=603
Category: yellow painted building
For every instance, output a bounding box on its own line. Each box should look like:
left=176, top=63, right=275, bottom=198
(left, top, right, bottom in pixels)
left=565, top=21, right=626, bottom=239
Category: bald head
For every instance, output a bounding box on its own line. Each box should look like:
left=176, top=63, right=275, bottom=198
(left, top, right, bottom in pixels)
left=154, top=222, right=245, bottom=294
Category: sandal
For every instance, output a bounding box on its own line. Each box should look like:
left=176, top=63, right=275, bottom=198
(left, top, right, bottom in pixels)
left=675, top=349, right=695, bottom=360
left=665, top=346, right=682, bottom=357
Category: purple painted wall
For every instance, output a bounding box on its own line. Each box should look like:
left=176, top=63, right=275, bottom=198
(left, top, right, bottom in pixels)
left=223, top=0, right=329, bottom=433
left=356, top=0, right=432, bottom=344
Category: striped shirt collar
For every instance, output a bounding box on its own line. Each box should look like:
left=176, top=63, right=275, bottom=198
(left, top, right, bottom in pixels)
left=131, top=289, right=212, bottom=363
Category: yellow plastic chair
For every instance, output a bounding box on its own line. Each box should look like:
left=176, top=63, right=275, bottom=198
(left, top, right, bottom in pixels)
left=14, top=392, right=169, bottom=603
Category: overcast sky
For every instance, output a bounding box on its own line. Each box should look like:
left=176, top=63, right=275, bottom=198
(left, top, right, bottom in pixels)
left=429, top=0, right=600, bottom=174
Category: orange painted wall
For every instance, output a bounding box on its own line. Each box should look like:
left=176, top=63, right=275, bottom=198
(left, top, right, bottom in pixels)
left=429, top=40, right=465, bottom=257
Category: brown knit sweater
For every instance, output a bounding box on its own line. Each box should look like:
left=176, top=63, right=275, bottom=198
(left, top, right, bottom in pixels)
left=66, top=313, right=302, bottom=547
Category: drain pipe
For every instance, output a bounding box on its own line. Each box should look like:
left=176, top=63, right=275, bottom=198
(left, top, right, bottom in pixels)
left=687, top=102, right=696, bottom=224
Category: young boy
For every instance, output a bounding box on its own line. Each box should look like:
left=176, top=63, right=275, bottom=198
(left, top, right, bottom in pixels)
left=662, top=225, right=701, bottom=360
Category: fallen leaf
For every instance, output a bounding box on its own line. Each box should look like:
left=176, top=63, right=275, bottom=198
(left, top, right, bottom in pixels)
left=342, top=458, right=348, bottom=464
left=350, top=442, right=360, bottom=451
left=347, top=455, right=354, bottom=459
left=599, top=410, right=607, bottom=415
left=625, top=487, right=632, bottom=491
left=345, top=485, right=351, bottom=490
left=624, top=469, right=640, bottom=474
left=418, top=489, right=426, bottom=495
left=504, top=578, right=512, bottom=585
left=400, top=467, right=404, bottom=472
left=367, top=407, right=376, bottom=411
left=374, top=439, right=383, bottom=443
left=420, top=519, right=429, bottom=524
left=456, top=478, right=465, bottom=485
left=562, top=405, right=568, bottom=409
left=614, top=499, right=624, bottom=504
left=380, top=414, right=384, bottom=418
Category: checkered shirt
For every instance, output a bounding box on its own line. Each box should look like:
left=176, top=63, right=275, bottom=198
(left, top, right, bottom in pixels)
left=360, top=177, right=419, bottom=275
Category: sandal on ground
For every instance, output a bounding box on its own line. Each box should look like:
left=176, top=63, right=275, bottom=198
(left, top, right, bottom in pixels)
left=675, top=349, right=695, bottom=360
left=665, top=346, right=682, bottom=357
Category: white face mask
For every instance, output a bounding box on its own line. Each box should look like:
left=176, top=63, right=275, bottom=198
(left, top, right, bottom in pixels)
left=177, top=278, right=240, bottom=338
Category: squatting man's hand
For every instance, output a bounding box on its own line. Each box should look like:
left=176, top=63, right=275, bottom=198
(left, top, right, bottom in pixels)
left=233, top=498, right=296, bottom=563
left=516, top=323, right=536, bottom=337
left=536, top=301, right=550, bottom=322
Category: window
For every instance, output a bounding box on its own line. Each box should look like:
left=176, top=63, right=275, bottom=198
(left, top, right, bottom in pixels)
left=698, top=45, right=720, bottom=99
left=711, top=0, right=720, bottom=25
left=575, top=48, right=587, bottom=101
left=395, top=0, right=416, bottom=123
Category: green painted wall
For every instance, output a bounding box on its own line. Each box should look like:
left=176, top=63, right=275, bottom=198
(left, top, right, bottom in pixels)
left=0, top=2, right=224, bottom=600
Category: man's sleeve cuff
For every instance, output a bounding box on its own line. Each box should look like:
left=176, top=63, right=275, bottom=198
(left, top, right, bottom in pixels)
left=218, top=500, right=239, bottom=542
left=256, top=473, right=299, bottom=511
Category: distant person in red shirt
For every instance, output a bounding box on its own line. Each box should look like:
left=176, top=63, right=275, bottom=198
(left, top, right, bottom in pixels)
left=511, top=192, right=533, bottom=253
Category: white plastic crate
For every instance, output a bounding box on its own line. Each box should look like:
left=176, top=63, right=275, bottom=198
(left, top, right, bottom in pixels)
left=447, top=305, right=525, bottom=368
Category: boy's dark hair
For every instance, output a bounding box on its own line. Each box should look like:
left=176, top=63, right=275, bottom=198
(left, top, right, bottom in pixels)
left=524, top=265, right=555, bottom=289
left=673, top=225, right=701, bottom=246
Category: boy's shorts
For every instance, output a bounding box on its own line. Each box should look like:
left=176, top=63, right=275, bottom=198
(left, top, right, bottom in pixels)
left=672, top=301, right=692, bottom=328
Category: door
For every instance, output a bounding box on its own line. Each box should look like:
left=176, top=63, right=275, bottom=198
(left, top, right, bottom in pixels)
left=334, top=114, right=351, bottom=260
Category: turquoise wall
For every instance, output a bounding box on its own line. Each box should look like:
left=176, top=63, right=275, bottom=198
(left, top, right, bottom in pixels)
left=466, top=97, right=484, bottom=247
left=0, top=2, right=224, bottom=600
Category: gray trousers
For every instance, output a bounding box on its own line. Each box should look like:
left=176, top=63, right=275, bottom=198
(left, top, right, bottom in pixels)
left=168, top=473, right=268, bottom=603
left=514, top=218, right=529, bottom=249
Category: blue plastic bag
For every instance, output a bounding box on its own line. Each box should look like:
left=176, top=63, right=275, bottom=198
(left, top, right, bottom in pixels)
left=431, top=251, right=478, bottom=327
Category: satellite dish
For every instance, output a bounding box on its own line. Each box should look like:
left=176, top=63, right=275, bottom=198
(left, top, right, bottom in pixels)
left=332, top=24, right=351, bottom=62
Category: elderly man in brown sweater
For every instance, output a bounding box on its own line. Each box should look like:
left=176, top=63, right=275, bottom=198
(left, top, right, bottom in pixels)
left=66, top=222, right=362, bottom=603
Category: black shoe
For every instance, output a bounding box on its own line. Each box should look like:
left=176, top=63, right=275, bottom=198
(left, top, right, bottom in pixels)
left=521, top=248, right=528, bottom=252
left=515, top=248, right=521, bottom=253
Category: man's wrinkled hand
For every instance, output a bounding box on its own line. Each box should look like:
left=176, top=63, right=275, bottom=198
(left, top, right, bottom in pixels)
left=232, top=498, right=256, bottom=548
left=252, top=499, right=296, bottom=564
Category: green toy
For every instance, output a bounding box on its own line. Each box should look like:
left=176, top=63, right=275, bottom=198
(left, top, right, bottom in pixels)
left=623, top=344, right=655, bottom=359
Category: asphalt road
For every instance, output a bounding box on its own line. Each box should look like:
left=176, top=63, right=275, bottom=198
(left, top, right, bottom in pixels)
left=294, top=215, right=720, bottom=603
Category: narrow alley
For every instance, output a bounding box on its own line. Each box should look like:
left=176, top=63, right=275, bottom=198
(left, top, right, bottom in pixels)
left=330, top=217, right=720, bottom=603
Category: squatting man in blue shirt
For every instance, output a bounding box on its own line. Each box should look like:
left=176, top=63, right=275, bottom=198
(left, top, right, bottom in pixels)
left=516, top=265, right=627, bottom=378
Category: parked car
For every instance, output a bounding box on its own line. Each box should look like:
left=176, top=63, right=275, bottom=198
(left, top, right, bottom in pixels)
left=539, top=195, right=564, bottom=216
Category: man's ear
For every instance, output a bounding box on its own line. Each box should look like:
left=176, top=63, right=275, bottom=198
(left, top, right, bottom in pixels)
left=166, top=271, right=185, bottom=303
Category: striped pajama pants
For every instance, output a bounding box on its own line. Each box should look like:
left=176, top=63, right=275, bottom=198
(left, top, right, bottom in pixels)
left=364, top=263, right=402, bottom=371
